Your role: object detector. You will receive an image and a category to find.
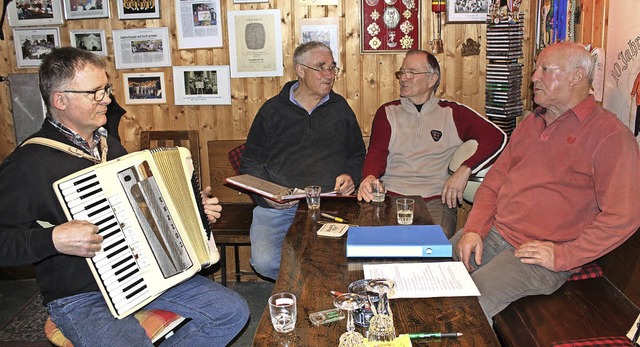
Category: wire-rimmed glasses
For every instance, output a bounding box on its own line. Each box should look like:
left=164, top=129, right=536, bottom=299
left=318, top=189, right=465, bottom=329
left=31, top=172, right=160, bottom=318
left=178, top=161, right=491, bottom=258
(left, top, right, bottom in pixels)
left=61, top=83, right=113, bottom=102
left=394, top=70, right=434, bottom=79
left=299, top=63, right=341, bottom=75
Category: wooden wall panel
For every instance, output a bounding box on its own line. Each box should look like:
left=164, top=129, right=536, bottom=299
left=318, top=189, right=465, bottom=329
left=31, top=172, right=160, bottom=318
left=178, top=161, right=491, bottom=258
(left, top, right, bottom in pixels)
left=0, top=0, right=586, bottom=191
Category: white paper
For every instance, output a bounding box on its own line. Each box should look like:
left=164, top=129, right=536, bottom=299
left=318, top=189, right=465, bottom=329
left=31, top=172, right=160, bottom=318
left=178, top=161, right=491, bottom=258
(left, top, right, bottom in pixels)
left=627, top=314, right=640, bottom=344
left=363, top=262, right=481, bottom=298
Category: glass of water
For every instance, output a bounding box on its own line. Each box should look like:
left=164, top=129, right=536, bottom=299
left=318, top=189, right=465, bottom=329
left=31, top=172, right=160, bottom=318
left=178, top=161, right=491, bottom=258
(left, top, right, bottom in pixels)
left=370, top=179, right=386, bottom=203
left=269, top=292, right=297, bottom=333
left=305, top=185, right=321, bottom=209
left=396, top=198, right=415, bottom=225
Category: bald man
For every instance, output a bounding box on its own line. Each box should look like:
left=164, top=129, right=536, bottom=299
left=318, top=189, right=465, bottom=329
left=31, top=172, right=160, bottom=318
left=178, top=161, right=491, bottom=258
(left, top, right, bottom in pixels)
left=451, top=42, right=640, bottom=324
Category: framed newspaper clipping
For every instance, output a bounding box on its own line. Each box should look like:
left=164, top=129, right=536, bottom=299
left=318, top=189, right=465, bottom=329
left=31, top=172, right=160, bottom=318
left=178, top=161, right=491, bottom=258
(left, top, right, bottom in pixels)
left=112, top=27, right=172, bottom=70
left=175, top=0, right=223, bottom=49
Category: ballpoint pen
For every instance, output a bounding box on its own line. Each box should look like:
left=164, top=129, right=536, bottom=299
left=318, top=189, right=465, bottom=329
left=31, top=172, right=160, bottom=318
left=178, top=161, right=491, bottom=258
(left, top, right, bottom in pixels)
left=321, top=212, right=348, bottom=223
left=408, top=332, right=463, bottom=338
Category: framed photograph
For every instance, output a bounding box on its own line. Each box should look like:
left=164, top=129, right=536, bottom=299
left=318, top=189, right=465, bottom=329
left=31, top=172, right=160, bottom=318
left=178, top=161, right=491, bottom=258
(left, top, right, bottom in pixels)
left=173, top=66, right=231, bottom=105
left=13, top=27, right=61, bottom=68
left=227, top=10, right=283, bottom=78
left=233, top=0, right=268, bottom=3
left=446, top=0, right=490, bottom=23
left=63, top=0, right=110, bottom=20
left=117, top=0, right=160, bottom=20
left=122, top=72, right=166, bottom=104
left=69, top=29, right=108, bottom=55
left=7, top=0, right=64, bottom=27
left=112, top=27, right=172, bottom=70
left=175, top=0, right=222, bottom=49
left=299, top=17, right=340, bottom=67
left=361, top=0, right=420, bottom=53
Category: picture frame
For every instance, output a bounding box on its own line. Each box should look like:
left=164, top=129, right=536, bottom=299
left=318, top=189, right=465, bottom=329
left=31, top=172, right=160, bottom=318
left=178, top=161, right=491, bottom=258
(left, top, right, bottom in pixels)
left=360, top=0, right=420, bottom=53
left=233, top=0, right=268, bottom=3
left=63, top=0, right=110, bottom=20
left=299, top=17, right=340, bottom=68
left=172, top=66, right=231, bottom=105
left=112, top=27, right=172, bottom=70
left=7, top=0, right=64, bottom=27
left=227, top=9, right=283, bottom=78
left=117, top=0, right=160, bottom=20
left=446, top=0, right=489, bottom=23
left=13, top=27, right=61, bottom=68
left=175, top=0, right=223, bottom=49
left=69, top=29, right=108, bottom=56
left=122, top=72, right=166, bottom=105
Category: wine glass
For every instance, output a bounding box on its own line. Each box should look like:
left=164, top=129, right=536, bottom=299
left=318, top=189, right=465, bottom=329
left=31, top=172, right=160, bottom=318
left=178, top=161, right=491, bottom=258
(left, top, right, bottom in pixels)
left=366, top=279, right=397, bottom=342
left=333, top=293, right=367, bottom=347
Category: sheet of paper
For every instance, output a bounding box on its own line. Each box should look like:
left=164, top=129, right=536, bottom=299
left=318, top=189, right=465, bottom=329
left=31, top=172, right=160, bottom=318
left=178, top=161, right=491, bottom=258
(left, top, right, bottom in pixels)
left=626, top=313, right=640, bottom=344
left=363, top=262, right=481, bottom=298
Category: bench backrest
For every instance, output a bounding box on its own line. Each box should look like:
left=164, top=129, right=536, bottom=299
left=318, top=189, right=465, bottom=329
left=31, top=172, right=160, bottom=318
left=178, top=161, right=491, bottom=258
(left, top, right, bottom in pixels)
left=207, top=140, right=253, bottom=203
left=599, top=227, right=640, bottom=307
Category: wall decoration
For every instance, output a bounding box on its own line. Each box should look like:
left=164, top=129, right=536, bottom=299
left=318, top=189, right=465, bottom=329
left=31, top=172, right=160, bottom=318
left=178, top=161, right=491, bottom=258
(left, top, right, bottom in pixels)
left=112, top=27, right=172, bottom=70
left=360, top=0, right=420, bottom=53
left=446, top=0, right=489, bottom=23
left=69, top=29, right=107, bottom=56
left=233, top=0, right=268, bottom=3
left=173, top=66, right=231, bottom=105
left=299, top=17, right=340, bottom=67
left=227, top=10, right=283, bottom=78
left=63, top=0, right=110, bottom=20
left=603, top=0, right=640, bottom=142
left=175, top=0, right=222, bottom=49
left=7, top=0, right=64, bottom=27
left=13, top=27, right=61, bottom=68
left=122, top=72, right=166, bottom=105
left=299, top=0, right=338, bottom=6
left=117, top=0, right=160, bottom=20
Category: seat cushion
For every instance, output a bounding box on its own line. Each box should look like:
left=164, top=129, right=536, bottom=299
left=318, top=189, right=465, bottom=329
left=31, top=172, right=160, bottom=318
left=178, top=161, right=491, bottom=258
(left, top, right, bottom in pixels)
left=550, top=336, right=634, bottom=347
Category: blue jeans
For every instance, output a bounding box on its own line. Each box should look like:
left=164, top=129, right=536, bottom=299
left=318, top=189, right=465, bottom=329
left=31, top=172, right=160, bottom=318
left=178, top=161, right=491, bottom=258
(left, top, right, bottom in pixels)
left=249, top=205, right=297, bottom=280
left=47, top=275, right=249, bottom=347
left=450, top=226, right=571, bottom=324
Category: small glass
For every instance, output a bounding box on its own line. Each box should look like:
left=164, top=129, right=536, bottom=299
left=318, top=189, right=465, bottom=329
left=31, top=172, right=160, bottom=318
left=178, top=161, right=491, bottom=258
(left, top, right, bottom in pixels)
left=269, top=292, right=297, bottom=333
left=396, top=198, right=415, bottom=225
left=370, top=179, right=386, bottom=203
left=333, top=293, right=367, bottom=347
left=305, top=185, right=321, bottom=209
left=366, top=279, right=396, bottom=342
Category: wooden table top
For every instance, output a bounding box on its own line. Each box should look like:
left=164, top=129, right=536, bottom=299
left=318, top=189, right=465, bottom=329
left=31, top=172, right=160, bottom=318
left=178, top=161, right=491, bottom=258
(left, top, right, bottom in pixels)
left=252, top=196, right=500, bottom=346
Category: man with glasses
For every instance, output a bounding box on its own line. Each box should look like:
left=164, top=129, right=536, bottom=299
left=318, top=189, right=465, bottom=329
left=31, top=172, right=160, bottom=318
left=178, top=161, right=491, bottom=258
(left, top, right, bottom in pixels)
left=357, top=50, right=506, bottom=237
left=241, top=41, right=365, bottom=280
left=0, top=47, right=249, bottom=345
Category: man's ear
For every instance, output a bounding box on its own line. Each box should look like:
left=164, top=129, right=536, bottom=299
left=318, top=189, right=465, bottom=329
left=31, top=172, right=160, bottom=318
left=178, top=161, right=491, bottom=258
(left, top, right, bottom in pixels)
left=570, top=67, right=587, bottom=86
left=51, top=92, right=67, bottom=111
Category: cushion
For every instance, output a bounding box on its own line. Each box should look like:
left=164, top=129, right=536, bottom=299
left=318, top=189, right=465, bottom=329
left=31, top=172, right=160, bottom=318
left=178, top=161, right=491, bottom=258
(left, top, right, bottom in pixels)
left=550, top=336, right=634, bottom=347
left=227, top=143, right=245, bottom=175
left=568, top=261, right=604, bottom=281
left=45, top=309, right=183, bottom=346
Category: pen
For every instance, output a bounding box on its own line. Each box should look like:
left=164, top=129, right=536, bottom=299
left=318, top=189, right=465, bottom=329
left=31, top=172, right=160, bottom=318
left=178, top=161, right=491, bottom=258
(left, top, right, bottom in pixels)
left=330, top=291, right=344, bottom=296
left=408, top=332, right=463, bottom=338
left=321, top=213, right=347, bottom=223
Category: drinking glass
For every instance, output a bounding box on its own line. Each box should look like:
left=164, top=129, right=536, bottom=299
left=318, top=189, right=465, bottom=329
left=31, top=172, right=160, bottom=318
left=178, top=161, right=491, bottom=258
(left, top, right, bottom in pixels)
left=396, top=198, right=415, bottom=225
left=333, top=293, right=367, bottom=347
left=269, top=292, right=297, bottom=333
left=365, top=279, right=396, bottom=342
left=370, top=179, right=385, bottom=203
left=305, top=185, right=321, bottom=209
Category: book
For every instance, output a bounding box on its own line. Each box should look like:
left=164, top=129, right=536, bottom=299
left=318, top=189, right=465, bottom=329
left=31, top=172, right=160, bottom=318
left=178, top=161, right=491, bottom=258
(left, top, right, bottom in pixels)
left=346, top=225, right=452, bottom=258
left=225, top=174, right=339, bottom=203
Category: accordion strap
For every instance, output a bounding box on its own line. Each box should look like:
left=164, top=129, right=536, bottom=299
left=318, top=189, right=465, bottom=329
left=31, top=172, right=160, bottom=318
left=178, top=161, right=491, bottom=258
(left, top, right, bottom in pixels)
left=21, top=137, right=103, bottom=164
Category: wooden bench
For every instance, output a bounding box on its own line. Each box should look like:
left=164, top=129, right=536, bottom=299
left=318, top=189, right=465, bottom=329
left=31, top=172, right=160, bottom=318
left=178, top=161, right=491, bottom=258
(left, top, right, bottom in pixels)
left=494, top=226, right=640, bottom=346
left=207, top=140, right=257, bottom=286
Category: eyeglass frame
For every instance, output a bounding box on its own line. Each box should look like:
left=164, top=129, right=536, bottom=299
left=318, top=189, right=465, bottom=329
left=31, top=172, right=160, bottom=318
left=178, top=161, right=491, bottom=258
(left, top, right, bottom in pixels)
left=298, top=63, right=341, bottom=75
left=394, top=70, right=435, bottom=80
left=60, top=83, right=113, bottom=102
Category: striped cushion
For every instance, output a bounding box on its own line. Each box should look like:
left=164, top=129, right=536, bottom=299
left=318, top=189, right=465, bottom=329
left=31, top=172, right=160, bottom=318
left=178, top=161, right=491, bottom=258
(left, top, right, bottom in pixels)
left=551, top=336, right=634, bottom=347
left=45, top=309, right=183, bottom=346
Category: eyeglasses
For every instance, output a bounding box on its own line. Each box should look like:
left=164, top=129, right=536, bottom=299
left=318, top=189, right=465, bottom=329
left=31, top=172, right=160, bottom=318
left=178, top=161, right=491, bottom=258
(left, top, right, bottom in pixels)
left=394, top=70, right=434, bottom=79
left=299, top=63, right=340, bottom=75
left=61, top=83, right=113, bottom=102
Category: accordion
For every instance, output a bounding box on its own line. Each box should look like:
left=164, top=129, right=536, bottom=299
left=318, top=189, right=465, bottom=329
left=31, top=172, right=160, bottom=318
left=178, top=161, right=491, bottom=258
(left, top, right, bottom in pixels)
left=53, top=147, right=219, bottom=319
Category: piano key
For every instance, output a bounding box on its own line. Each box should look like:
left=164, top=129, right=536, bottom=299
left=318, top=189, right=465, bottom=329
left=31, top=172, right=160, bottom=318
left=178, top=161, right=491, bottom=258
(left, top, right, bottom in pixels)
left=58, top=171, right=97, bottom=191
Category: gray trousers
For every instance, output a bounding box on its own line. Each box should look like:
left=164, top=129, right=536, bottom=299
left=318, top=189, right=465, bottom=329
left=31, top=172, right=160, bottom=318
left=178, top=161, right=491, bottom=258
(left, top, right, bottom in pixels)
left=450, top=226, right=572, bottom=324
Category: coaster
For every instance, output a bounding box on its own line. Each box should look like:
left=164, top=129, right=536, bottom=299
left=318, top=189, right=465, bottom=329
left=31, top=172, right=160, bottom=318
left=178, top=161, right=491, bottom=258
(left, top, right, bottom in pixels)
left=317, top=223, right=349, bottom=238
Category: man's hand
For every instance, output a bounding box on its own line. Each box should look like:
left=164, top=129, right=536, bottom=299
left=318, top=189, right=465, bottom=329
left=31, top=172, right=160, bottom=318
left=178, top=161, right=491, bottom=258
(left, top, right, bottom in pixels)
left=455, top=232, right=484, bottom=272
left=515, top=240, right=555, bottom=271
left=202, top=186, right=223, bottom=223
left=441, top=165, right=472, bottom=208
left=334, top=174, right=355, bottom=195
left=357, top=175, right=377, bottom=202
left=52, top=220, right=103, bottom=257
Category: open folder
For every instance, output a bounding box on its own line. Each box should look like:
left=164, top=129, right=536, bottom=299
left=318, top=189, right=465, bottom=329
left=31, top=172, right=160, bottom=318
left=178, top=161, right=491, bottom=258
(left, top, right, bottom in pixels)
left=225, top=174, right=339, bottom=203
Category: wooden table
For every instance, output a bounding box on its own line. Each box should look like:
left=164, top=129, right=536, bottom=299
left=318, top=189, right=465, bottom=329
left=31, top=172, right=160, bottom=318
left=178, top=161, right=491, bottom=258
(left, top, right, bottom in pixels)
left=252, top=196, right=500, bottom=346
